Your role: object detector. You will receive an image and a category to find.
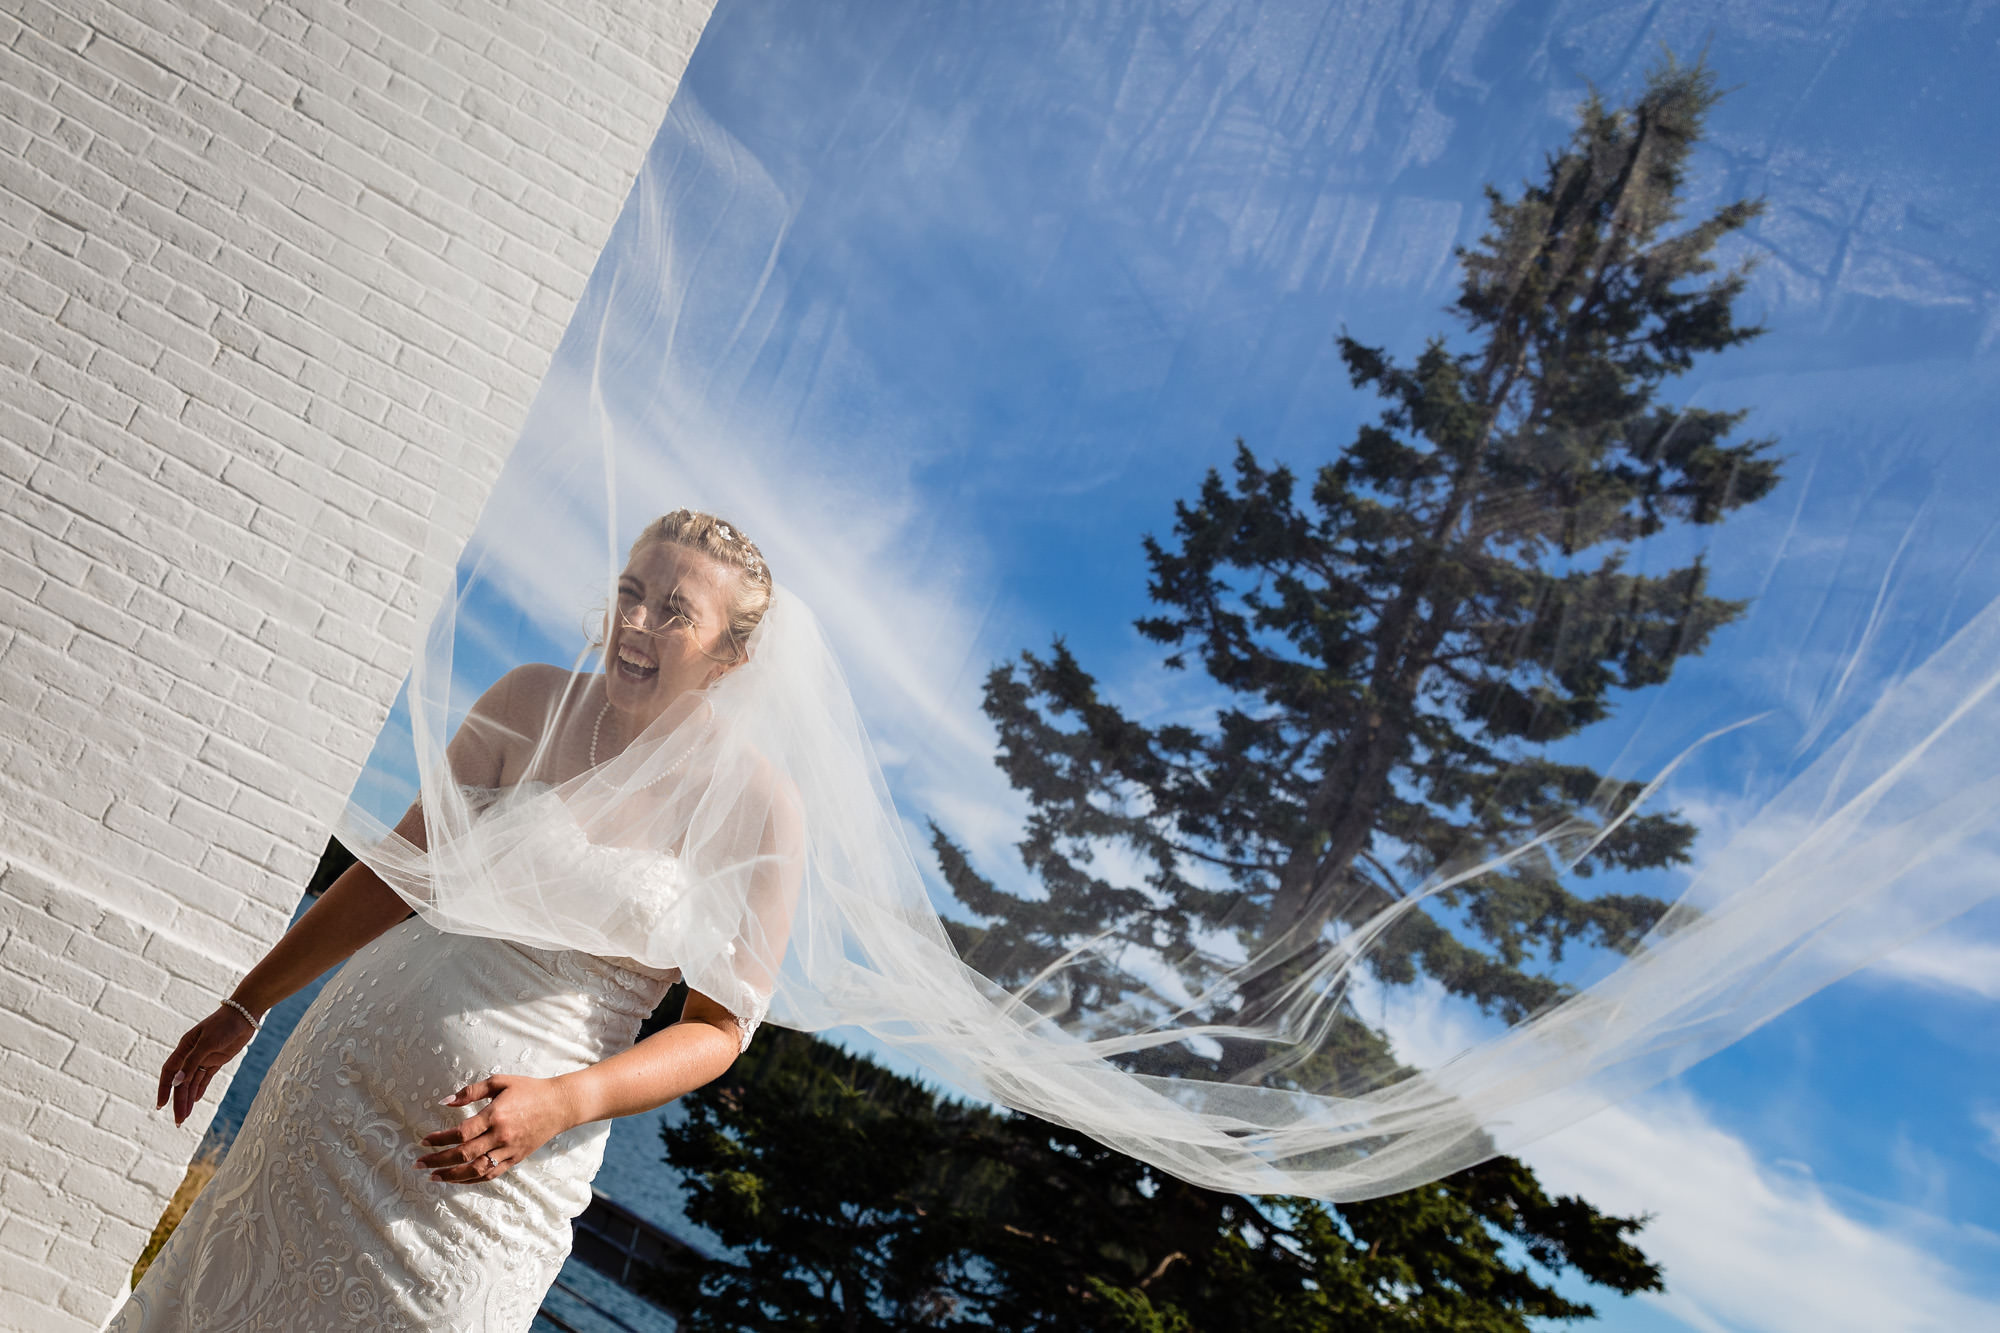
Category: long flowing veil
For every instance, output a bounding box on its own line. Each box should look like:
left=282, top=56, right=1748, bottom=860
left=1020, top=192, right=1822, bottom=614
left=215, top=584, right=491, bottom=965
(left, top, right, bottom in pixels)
left=332, top=5, right=2000, bottom=1200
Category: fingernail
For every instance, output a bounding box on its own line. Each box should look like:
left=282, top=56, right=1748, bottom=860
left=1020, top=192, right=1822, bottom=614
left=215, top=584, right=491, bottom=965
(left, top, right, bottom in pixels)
left=170, top=1072, right=185, bottom=1088
left=437, top=1096, right=455, bottom=1106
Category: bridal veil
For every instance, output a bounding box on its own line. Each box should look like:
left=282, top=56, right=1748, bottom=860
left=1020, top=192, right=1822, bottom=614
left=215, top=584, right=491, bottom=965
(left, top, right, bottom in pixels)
left=329, top=2, right=2000, bottom=1200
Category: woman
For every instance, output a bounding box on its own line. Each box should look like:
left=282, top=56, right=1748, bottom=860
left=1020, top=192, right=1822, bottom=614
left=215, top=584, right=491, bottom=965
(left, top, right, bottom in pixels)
left=115, top=483, right=1985, bottom=1330
left=114, top=510, right=795, bottom=1331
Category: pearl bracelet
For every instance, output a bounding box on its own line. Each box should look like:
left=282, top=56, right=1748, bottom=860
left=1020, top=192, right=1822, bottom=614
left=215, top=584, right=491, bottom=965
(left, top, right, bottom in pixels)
left=220, top=996, right=262, bottom=1031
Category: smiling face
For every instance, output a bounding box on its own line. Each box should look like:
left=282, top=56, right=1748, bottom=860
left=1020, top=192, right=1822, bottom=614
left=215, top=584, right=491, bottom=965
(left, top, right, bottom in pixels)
left=605, top=542, right=742, bottom=726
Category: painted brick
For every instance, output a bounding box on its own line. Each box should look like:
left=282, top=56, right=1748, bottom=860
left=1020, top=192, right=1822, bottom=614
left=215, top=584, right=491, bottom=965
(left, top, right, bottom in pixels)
left=2, top=1049, right=112, bottom=1128
left=0, top=2, right=717, bottom=1325
left=0, top=1212, right=59, bottom=1263
left=0, top=1007, right=75, bottom=1070
left=122, top=1146, right=186, bottom=1200
left=0, top=1126, right=71, bottom=1197
left=0, top=1250, right=66, bottom=1306
left=37, top=1112, right=138, bottom=1183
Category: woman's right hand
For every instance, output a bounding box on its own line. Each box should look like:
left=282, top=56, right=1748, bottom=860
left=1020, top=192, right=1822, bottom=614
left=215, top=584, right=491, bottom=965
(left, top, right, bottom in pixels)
left=156, top=1004, right=260, bottom=1126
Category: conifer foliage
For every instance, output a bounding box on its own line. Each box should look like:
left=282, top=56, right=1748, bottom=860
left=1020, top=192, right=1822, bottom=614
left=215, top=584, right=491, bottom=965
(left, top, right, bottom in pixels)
left=661, top=58, right=1776, bottom=1332
left=936, top=59, right=1777, bottom=1060
left=659, top=1029, right=1661, bottom=1332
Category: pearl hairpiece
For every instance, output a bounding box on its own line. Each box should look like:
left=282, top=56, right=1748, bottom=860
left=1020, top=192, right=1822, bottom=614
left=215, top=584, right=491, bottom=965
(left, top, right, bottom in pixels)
left=689, top=517, right=766, bottom=579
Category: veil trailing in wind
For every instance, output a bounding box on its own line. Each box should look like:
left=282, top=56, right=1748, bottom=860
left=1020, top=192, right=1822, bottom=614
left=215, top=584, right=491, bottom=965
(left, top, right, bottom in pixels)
left=334, top=3, right=2000, bottom=1200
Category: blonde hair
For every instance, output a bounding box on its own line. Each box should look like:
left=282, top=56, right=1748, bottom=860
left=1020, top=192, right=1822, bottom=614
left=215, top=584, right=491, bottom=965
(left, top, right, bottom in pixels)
left=627, top=509, right=774, bottom=662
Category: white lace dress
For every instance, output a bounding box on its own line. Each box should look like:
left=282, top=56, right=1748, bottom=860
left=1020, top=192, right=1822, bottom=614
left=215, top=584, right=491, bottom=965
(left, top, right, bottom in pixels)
left=110, top=831, right=754, bottom=1331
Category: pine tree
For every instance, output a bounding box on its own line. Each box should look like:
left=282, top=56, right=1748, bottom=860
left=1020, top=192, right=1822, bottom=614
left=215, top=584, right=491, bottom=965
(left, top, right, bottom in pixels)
left=934, top=58, right=1778, bottom=1086
left=654, top=58, right=1778, bottom=1333
left=658, top=1029, right=1661, bottom=1331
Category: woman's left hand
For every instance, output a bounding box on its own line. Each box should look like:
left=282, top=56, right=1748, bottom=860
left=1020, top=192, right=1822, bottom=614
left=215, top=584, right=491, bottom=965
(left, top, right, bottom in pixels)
left=416, top=1074, right=585, bottom=1184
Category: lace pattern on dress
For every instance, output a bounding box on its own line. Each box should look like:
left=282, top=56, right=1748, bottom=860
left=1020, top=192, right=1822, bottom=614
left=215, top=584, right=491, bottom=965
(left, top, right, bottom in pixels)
left=461, top=781, right=769, bottom=1047
left=111, top=919, right=671, bottom=1332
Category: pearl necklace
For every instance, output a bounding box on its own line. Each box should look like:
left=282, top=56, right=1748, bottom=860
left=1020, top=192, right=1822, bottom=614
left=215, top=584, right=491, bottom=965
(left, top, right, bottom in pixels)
left=591, top=699, right=694, bottom=789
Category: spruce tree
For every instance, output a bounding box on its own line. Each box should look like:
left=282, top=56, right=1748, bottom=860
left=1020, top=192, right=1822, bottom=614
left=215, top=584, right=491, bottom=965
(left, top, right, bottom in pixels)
left=658, top=1029, right=1661, bottom=1331
left=657, top=58, right=1770, bottom=1333
left=934, top=58, right=1778, bottom=1086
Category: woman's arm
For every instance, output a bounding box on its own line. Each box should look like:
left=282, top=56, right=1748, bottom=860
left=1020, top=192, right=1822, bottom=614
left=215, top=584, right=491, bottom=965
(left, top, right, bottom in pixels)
left=155, top=666, right=539, bottom=1125
left=560, top=989, right=743, bottom=1122
left=417, top=766, right=800, bottom=1184
left=227, top=856, right=415, bottom=1014
left=413, top=991, right=741, bottom=1183
left=155, top=813, right=422, bottom=1125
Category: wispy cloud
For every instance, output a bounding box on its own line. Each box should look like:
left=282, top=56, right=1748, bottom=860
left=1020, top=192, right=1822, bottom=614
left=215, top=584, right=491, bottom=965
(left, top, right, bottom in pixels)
left=1363, top=973, right=2000, bottom=1333
left=1976, top=1108, right=2000, bottom=1167
left=1869, top=933, right=2000, bottom=1002
left=405, top=5, right=2000, bottom=1315
left=1525, top=1090, right=2000, bottom=1333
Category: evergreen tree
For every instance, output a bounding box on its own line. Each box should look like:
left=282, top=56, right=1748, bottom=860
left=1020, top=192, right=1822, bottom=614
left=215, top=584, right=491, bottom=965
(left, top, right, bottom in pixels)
left=657, top=1028, right=1661, bottom=1331
left=934, top=58, right=1778, bottom=1083
left=657, top=58, right=1774, bottom=1333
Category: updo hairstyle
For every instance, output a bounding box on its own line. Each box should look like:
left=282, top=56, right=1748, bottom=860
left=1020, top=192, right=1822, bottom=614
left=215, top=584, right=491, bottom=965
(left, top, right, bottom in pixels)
left=629, top=509, right=773, bottom=663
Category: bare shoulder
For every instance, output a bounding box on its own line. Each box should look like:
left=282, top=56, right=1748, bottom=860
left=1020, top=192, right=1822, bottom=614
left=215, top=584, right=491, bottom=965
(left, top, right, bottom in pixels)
left=478, top=663, right=586, bottom=729
left=492, top=661, right=575, bottom=700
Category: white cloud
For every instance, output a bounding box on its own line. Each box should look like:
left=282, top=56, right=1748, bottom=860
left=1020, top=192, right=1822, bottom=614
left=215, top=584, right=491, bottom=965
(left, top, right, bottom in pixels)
left=1975, top=1108, right=2000, bottom=1167
left=1525, top=1091, right=2000, bottom=1333
left=415, top=55, right=2000, bottom=1332
left=1360, top=972, right=2000, bottom=1333
left=1869, top=934, right=2000, bottom=1002
left=421, top=90, right=1036, bottom=893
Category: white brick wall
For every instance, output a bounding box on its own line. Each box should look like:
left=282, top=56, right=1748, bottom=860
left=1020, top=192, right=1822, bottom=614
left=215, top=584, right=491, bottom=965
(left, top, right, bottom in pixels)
left=0, top=1, right=716, bottom=1325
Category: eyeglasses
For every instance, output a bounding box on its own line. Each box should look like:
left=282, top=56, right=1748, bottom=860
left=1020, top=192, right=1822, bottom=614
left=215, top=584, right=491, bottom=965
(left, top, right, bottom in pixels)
left=617, top=608, right=698, bottom=637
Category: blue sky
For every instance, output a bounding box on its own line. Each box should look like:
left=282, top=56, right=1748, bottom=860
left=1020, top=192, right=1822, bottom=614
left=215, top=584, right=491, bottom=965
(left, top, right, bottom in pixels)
left=359, top=1, right=2000, bottom=1327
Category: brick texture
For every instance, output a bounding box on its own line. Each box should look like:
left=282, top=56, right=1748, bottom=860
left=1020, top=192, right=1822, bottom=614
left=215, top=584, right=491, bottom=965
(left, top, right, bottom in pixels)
left=0, top=1, right=715, bottom=1325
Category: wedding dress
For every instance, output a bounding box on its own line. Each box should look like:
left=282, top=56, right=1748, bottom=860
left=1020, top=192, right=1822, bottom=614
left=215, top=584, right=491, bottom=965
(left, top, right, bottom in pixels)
left=111, top=791, right=754, bottom=1333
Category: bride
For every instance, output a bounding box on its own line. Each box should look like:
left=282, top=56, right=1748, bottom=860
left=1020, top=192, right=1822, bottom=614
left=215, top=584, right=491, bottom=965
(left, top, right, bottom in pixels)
left=112, top=485, right=2000, bottom=1327
left=114, top=510, right=794, bottom=1331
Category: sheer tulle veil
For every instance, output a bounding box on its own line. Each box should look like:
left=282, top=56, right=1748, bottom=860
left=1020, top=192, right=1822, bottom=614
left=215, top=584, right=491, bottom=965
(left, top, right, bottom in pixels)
left=327, top=26, right=2000, bottom=1200
left=336, top=564, right=2000, bottom=1197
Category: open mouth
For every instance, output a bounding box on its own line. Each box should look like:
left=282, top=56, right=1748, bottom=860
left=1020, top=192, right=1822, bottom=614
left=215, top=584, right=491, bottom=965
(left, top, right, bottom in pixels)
left=614, top=643, right=659, bottom=683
